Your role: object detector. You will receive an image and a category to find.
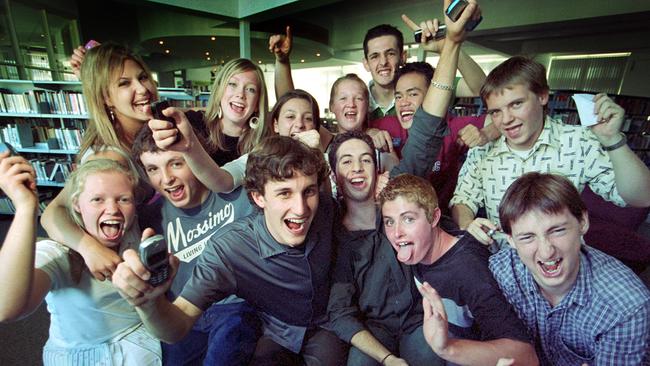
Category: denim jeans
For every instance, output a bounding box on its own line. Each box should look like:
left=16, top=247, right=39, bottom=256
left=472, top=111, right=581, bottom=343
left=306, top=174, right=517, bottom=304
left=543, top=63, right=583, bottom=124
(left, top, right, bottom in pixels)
left=162, top=301, right=260, bottom=366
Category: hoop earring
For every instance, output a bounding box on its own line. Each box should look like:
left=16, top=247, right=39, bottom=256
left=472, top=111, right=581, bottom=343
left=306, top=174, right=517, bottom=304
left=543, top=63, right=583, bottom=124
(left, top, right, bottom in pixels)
left=249, top=115, right=259, bottom=129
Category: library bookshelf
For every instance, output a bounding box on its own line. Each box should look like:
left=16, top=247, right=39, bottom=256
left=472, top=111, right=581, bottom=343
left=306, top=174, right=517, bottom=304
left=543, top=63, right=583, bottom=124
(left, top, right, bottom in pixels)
left=0, top=79, right=193, bottom=214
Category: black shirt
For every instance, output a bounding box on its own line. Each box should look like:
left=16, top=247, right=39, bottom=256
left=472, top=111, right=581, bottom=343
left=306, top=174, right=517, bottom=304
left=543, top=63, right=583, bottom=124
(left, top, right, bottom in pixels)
left=414, top=232, right=531, bottom=343
left=185, top=110, right=240, bottom=166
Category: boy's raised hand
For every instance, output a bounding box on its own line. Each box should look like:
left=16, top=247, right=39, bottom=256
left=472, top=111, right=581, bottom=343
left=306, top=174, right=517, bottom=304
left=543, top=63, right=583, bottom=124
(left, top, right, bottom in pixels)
left=269, top=26, right=293, bottom=63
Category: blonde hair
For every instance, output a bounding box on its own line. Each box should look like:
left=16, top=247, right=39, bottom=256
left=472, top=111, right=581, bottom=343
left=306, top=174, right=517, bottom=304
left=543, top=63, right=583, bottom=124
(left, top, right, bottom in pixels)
left=78, top=43, right=157, bottom=159
left=204, top=58, right=269, bottom=155
left=379, top=174, right=439, bottom=223
left=67, top=158, right=139, bottom=229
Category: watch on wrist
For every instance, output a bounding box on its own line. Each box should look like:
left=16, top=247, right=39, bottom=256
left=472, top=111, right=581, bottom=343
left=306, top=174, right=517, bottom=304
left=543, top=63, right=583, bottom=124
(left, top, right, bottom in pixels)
left=602, top=133, right=627, bottom=152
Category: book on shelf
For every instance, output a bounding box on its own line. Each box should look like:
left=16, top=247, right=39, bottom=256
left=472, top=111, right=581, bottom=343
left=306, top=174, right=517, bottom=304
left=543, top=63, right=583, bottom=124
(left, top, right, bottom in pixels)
left=0, top=89, right=87, bottom=116
left=30, top=158, right=75, bottom=183
left=0, top=123, right=33, bottom=148
left=0, top=118, right=84, bottom=150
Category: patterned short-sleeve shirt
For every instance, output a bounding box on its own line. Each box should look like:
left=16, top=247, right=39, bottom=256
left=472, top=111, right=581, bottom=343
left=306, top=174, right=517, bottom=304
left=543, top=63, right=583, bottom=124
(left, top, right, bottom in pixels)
left=450, top=116, right=625, bottom=223
left=489, top=245, right=650, bottom=365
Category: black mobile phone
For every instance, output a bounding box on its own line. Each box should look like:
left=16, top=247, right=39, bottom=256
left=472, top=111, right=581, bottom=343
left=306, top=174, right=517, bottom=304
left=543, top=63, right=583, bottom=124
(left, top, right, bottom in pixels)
left=375, top=148, right=382, bottom=173
left=445, top=0, right=483, bottom=31
left=150, top=100, right=175, bottom=124
left=414, top=25, right=447, bottom=43
left=446, top=0, right=469, bottom=22
left=138, top=234, right=170, bottom=286
left=0, top=142, right=16, bottom=156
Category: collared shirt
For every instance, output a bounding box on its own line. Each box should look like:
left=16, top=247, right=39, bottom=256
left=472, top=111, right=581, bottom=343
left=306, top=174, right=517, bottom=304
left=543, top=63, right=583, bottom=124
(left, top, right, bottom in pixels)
left=489, top=245, right=650, bottom=365
left=368, top=80, right=396, bottom=122
left=181, top=192, right=336, bottom=353
left=327, top=210, right=423, bottom=343
left=450, top=117, right=625, bottom=223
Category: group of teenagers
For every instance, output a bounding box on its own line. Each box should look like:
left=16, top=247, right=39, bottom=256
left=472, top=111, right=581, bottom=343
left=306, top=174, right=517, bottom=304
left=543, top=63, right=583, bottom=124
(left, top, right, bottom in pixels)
left=1, top=0, right=649, bottom=365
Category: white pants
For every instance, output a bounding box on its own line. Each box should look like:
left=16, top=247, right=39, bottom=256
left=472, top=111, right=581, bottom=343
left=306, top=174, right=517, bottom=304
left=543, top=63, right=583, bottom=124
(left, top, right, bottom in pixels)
left=43, top=323, right=161, bottom=366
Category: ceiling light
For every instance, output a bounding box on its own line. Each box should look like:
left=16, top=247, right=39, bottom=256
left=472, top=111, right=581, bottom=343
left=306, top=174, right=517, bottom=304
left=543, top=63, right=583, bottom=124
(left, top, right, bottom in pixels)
left=207, top=57, right=211, bottom=61
left=165, top=49, right=170, bottom=54
left=159, top=40, right=164, bottom=45
left=258, top=60, right=262, bottom=64
left=300, top=59, right=305, bottom=63
left=205, top=52, right=210, bottom=56
left=552, top=52, right=631, bottom=60
left=211, top=36, right=216, bottom=41
left=316, top=53, right=321, bottom=57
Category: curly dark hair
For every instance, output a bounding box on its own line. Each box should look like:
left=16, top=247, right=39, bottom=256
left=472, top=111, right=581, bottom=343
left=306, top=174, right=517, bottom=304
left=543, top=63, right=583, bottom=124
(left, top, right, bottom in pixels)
left=245, top=135, right=329, bottom=198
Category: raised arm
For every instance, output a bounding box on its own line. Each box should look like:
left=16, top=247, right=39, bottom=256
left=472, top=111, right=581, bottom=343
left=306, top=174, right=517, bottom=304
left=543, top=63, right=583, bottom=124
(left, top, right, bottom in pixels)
left=269, top=26, right=295, bottom=99
left=456, top=49, right=486, bottom=97
left=402, top=14, right=485, bottom=97
left=392, top=4, right=472, bottom=178
left=148, top=107, right=236, bottom=193
left=0, top=154, right=51, bottom=321
left=113, top=247, right=200, bottom=343
left=590, top=93, right=650, bottom=207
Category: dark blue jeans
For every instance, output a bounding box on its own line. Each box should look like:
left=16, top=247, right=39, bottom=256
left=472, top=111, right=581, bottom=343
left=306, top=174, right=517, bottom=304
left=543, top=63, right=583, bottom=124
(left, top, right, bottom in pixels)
left=346, top=324, right=444, bottom=366
left=162, top=301, right=260, bottom=366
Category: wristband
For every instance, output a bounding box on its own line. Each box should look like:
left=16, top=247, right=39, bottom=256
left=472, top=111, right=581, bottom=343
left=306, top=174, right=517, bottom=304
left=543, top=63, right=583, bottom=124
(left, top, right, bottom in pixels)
left=602, top=133, right=627, bottom=152
left=431, top=81, right=454, bottom=91
left=380, top=353, right=393, bottom=365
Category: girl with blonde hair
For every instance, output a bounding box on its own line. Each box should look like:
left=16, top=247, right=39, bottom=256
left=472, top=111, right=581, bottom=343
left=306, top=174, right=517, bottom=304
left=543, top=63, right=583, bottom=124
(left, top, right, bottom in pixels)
left=0, top=157, right=161, bottom=365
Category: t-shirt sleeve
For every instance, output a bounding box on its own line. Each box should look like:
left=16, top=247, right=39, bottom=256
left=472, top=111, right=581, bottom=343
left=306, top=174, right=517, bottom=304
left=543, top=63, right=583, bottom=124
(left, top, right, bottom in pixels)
left=179, top=229, right=238, bottom=310
left=34, top=240, right=71, bottom=291
left=221, top=153, right=248, bottom=192
left=448, top=146, right=486, bottom=213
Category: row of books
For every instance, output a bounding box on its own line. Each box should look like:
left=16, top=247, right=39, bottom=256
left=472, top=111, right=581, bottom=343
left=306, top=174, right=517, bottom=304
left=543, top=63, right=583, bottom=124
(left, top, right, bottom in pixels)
left=451, top=105, right=483, bottom=117
left=615, top=97, right=650, bottom=116
left=0, top=122, right=84, bottom=150
left=31, top=159, right=75, bottom=183
left=0, top=123, right=32, bottom=148
left=0, top=89, right=87, bottom=115
left=548, top=93, right=577, bottom=110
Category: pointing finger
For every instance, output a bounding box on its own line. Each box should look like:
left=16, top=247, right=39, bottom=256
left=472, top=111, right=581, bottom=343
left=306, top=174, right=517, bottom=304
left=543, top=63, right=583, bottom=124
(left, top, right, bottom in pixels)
left=401, top=14, right=420, bottom=31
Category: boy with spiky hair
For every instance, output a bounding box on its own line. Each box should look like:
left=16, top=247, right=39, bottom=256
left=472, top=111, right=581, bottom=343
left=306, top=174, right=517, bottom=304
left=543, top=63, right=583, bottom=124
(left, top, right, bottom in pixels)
left=379, top=174, right=537, bottom=365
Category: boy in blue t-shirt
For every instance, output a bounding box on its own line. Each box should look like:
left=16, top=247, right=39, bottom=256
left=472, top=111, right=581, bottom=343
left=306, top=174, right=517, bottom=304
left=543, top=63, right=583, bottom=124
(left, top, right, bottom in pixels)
left=132, top=125, right=258, bottom=366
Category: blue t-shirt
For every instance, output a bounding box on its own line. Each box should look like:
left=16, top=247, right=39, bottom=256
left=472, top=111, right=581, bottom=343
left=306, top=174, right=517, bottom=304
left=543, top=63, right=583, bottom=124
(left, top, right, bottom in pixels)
left=141, top=187, right=254, bottom=298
